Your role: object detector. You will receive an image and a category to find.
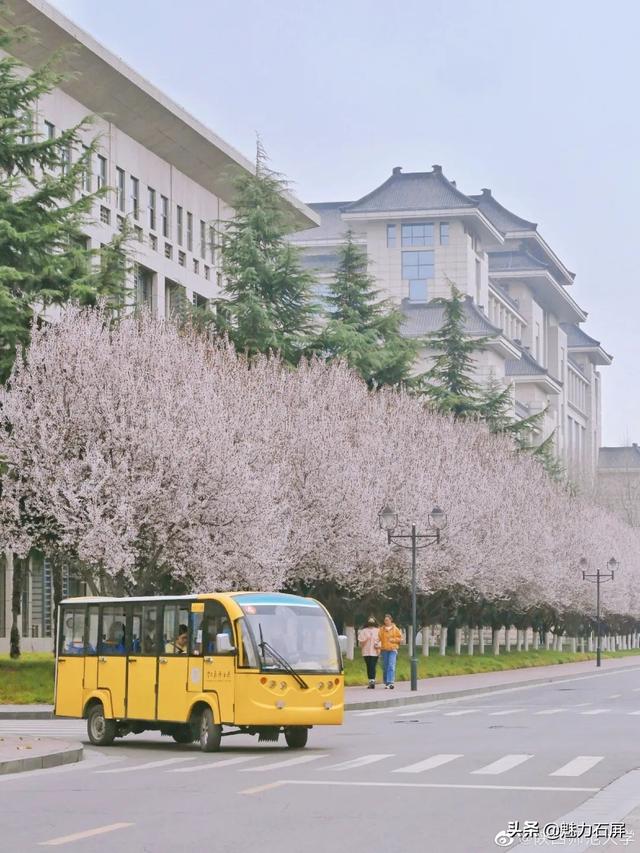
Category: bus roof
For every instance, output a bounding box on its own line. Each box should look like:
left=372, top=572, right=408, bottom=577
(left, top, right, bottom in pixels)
left=59, top=591, right=321, bottom=607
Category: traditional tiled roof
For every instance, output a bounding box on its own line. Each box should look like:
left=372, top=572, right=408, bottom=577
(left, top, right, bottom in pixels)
left=468, top=188, right=537, bottom=233
left=505, top=344, right=548, bottom=377
left=289, top=201, right=357, bottom=244
left=344, top=166, right=477, bottom=214
left=489, top=251, right=548, bottom=273
left=400, top=295, right=500, bottom=338
left=599, top=446, right=640, bottom=470
left=560, top=323, right=602, bottom=349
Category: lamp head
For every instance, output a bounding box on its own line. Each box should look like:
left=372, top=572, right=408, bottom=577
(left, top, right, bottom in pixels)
left=378, top=504, right=398, bottom=533
left=429, top=505, right=447, bottom=531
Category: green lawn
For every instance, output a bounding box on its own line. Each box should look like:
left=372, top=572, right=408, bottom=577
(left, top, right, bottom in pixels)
left=2, top=648, right=639, bottom=703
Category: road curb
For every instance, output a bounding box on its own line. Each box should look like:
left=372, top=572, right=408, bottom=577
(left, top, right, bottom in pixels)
left=0, top=740, right=83, bottom=774
left=344, top=663, right=640, bottom=710
left=0, top=709, right=54, bottom=720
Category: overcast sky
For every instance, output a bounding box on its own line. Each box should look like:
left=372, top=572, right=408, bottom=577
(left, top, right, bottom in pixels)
left=50, top=0, right=639, bottom=445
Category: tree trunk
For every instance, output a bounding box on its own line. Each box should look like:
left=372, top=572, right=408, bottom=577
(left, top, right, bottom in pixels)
left=439, top=626, right=447, bottom=656
left=479, top=627, right=485, bottom=655
left=345, top=625, right=356, bottom=661
left=492, top=627, right=500, bottom=656
left=421, top=625, right=430, bottom=656
left=10, top=556, right=24, bottom=659
left=467, top=627, right=474, bottom=656
left=454, top=627, right=462, bottom=655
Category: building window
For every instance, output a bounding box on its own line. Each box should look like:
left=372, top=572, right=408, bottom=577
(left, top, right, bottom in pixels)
left=117, top=215, right=125, bottom=232
left=100, top=206, right=111, bottom=225
left=402, top=250, right=434, bottom=282
left=149, top=234, right=157, bottom=251
left=177, top=206, right=183, bottom=246
left=134, top=225, right=143, bottom=243
left=164, top=243, right=173, bottom=260
left=161, top=195, right=169, bottom=238
left=204, top=265, right=210, bottom=280
left=81, top=146, right=92, bottom=193
left=440, top=222, right=449, bottom=245
left=135, top=265, right=154, bottom=310
left=199, top=220, right=206, bottom=259
left=187, top=212, right=193, bottom=251
left=475, top=258, right=481, bottom=304
left=116, top=167, right=125, bottom=212
left=61, top=144, right=72, bottom=177
left=193, top=259, right=199, bottom=275
left=209, top=225, right=215, bottom=263
left=193, top=292, right=208, bottom=309
left=401, top=223, right=434, bottom=247
left=166, top=280, right=185, bottom=319
left=131, top=176, right=140, bottom=220
left=386, top=224, right=396, bottom=248
left=44, top=120, right=55, bottom=140
left=148, top=187, right=156, bottom=231
left=97, top=155, right=107, bottom=190
left=408, top=280, right=429, bottom=302
left=178, top=250, right=186, bottom=267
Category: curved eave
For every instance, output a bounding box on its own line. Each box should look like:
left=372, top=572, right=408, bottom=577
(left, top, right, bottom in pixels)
left=510, top=374, right=562, bottom=395
left=486, top=336, right=521, bottom=359
left=490, top=269, right=586, bottom=323
left=508, top=230, right=575, bottom=286
left=568, top=346, right=613, bottom=366
left=2, top=0, right=318, bottom=229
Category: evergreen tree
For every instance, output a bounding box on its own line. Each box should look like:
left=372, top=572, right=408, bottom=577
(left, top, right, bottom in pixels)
left=320, top=231, right=420, bottom=388
left=213, top=142, right=317, bottom=364
left=0, top=23, right=128, bottom=381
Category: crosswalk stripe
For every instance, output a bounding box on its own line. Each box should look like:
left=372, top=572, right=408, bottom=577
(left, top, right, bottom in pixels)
left=550, top=756, right=603, bottom=777
left=580, top=709, right=610, bottom=715
left=95, top=756, right=199, bottom=774
left=535, top=709, right=566, bottom=715
left=324, top=754, right=393, bottom=771
left=488, top=709, right=525, bottom=717
left=169, top=755, right=258, bottom=772
left=472, top=754, right=533, bottom=775
left=444, top=710, right=478, bottom=717
left=240, top=753, right=327, bottom=772
left=393, top=754, right=462, bottom=774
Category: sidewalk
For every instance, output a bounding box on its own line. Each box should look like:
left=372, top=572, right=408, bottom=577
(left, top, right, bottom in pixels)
left=343, top=654, right=640, bottom=710
left=1, top=656, right=639, bottom=719
left=0, top=736, right=82, bottom=774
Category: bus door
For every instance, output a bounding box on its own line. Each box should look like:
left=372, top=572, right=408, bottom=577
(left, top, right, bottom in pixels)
left=98, top=604, right=128, bottom=718
left=157, top=602, right=191, bottom=721
left=201, top=600, right=236, bottom=724
left=126, top=604, right=159, bottom=720
left=55, top=606, right=87, bottom=717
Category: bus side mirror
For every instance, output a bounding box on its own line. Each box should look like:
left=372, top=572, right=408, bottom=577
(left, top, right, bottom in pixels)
left=216, top=633, right=236, bottom=654
left=338, top=635, right=348, bottom=655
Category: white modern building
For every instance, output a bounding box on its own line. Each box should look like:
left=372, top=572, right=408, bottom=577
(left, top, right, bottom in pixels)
left=290, top=165, right=611, bottom=483
left=0, top=0, right=316, bottom=652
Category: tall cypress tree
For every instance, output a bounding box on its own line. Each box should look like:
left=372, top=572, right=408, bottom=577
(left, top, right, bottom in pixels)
left=0, top=23, right=128, bottom=381
left=320, top=231, right=420, bottom=388
left=213, top=142, right=317, bottom=364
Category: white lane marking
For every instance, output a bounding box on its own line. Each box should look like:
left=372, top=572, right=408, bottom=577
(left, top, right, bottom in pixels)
left=170, top=755, right=258, bottom=772
left=609, top=694, right=622, bottom=699
left=632, top=687, right=640, bottom=692
left=444, top=709, right=478, bottom=717
left=395, top=708, right=441, bottom=718
left=472, top=754, right=533, bottom=775
left=550, top=756, right=604, bottom=777
left=240, top=753, right=327, bottom=772
left=393, top=754, right=462, bottom=774
left=627, top=711, right=640, bottom=716
left=353, top=708, right=398, bottom=717
left=38, top=823, right=133, bottom=846
left=580, top=709, right=610, bottom=715
left=488, top=709, right=525, bottom=716
left=573, top=702, right=592, bottom=707
left=241, top=779, right=598, bottom=795
left=95, top=756, right=199, bottom=774
left=535, top=708, right=567, bottom=715
left=324, top=754, right=393, bottom=771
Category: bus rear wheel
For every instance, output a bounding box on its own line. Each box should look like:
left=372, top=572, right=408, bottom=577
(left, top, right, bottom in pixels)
left=87, top=704, right=117, bottom=746
left=199, top=707, right=222, bottom=752
left=284, top=726, right=308, bottom=749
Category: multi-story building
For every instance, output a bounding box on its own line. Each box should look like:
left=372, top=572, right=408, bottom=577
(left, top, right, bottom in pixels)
left=0, top=0, right=316, bottom=652
left=290, top=164, right=611, bottom=483
left=597, top=445, right=640, bottom=527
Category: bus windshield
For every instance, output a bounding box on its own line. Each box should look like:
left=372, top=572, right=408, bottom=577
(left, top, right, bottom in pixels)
left=239, top=602, right=340, bottom=674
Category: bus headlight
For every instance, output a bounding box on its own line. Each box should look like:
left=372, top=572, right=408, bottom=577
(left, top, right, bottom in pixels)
left=279, top=681, right=286, bottom=690
left=324, top=701, right=333, bottom=710
left=317, top=681, right=325, bottom=691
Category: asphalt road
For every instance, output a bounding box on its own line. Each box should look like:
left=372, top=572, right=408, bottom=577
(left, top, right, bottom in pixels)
left=4, top=666, right=640, bottom=853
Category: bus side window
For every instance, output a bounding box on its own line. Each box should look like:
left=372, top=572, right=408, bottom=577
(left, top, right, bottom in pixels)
left=61, top=608, right=85, bottom=655
left=203, top=601, right=234, bottom=655
left=238, top=618, right=258, bottom=668
left=142, top=605, right=158, bottom=654
left=100, top=606, right=127, bottom=655
left=86, top=606, right=98, bottom=655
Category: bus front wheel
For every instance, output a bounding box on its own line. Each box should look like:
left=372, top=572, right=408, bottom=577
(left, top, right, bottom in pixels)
left=87, top=704, right=117, bottom=747
left=284, top=726, right=308, bottom=749
left=199, top=707, right=222, bottom=752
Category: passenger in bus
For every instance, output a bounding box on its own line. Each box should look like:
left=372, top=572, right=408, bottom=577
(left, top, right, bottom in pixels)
left=143, top=618, right=157, bottom=653
left=165, top=624, right=188, bottom=654
left=103, top=621, right=126, bottom=654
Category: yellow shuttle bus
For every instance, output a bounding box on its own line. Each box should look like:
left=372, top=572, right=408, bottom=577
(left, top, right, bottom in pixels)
left=55, top=591, right=346, bottom=751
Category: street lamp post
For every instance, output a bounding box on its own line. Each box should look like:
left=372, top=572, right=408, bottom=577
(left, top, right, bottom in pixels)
left=378, top=504, right=447, bottom=691
left=580, top=556, right=618, bottom=668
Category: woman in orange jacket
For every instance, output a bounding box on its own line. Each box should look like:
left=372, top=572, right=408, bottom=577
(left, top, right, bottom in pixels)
left=379, top=613, right=402, bottom=689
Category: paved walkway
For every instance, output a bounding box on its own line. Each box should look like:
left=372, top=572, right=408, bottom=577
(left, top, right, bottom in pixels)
left=0, top=735, right=82, bottom=774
